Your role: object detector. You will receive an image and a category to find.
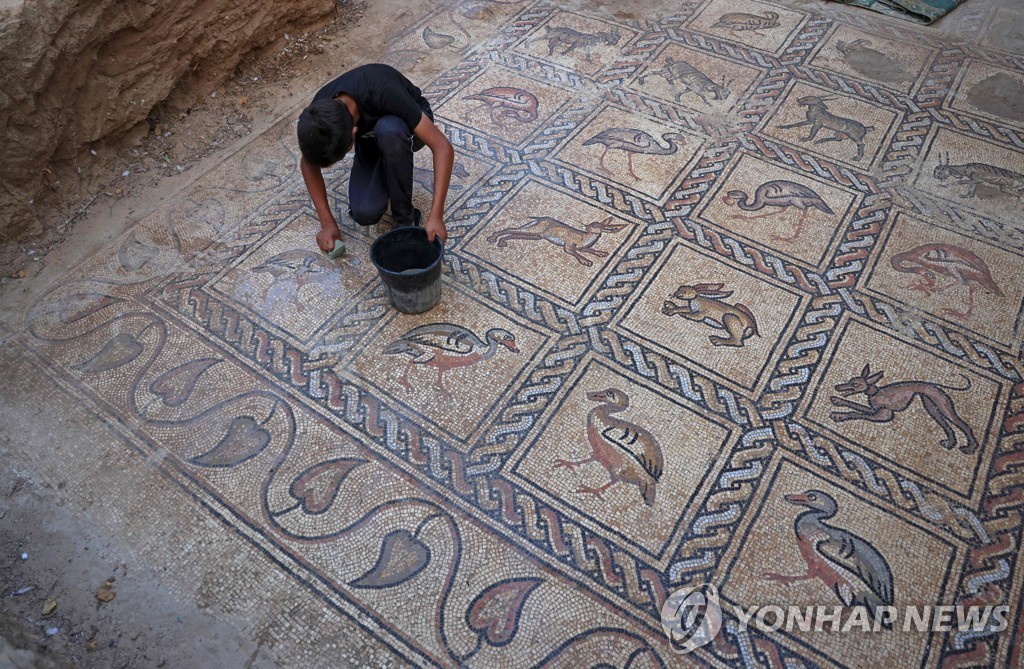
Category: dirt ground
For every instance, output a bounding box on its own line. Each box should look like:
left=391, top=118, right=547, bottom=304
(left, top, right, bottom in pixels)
left=0, top=2, right=381, bottom=667
left=0, top=0, right=367, bottom=285
left=0, top=465, right=278, bottom=669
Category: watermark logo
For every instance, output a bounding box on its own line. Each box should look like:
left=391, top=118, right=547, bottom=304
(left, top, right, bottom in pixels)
left=660, top=584, right=723, bottom=654
left=661, top=585, right=1010, bottom=652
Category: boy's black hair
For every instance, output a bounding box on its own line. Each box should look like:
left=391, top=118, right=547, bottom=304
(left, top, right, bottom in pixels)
left=297, top=99, right=354, bottom=167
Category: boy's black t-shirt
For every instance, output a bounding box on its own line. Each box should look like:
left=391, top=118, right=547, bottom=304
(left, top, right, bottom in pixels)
left=313, top=64, right=429, bottom=136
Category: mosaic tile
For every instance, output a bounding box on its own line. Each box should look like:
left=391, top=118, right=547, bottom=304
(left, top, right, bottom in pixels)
left=614, top=240, right=806, bottom=393
left=862, top=211, right=1024, bottom=348
left=8, top=1, right=1024, bottom=666
left=506, top=355, right=737, bottom=561
left=627, top=42, right=763, bottom=116
left=687, top=0, right=806, bottom=53
left=512, top=9, right=637, bottom=78
left=341, top=282, right=553, bottom=445
left=801, top=316, right=1006, bottom=501
left=460, top=178, right=639, bottom=306
left=552, top=104, right=703, bottom=201
left=720, top=458, right=963, bottom=669
left=946, top=59, right=1024, bottom=129
left=695, top=152, right=860, bottom=268
left=914, top=126, right=1024, bottom=224
left=808, top=24, right=934, bottom=94
left=433, top=64, right=576, bottom=146
left=761, top=81, right=899, bottom=167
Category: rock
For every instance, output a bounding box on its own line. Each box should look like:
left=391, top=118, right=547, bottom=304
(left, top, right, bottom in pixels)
left=0, top=0, right=337, bottom=240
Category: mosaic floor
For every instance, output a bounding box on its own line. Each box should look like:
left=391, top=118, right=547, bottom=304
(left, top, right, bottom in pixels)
left=5, top=0, right=1024, bottom=666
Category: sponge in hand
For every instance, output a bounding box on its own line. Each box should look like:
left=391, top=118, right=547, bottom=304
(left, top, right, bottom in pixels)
left=327, top=239, right=346, bottom=259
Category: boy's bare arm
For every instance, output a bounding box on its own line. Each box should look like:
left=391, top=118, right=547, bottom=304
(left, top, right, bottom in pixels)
left=300, top=156, right=342, bottom=251
left=413, top=113, right=454, bottom=243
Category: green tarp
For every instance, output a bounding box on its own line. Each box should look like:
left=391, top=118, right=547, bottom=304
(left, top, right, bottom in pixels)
left=828, top=0, right=964, bottom=24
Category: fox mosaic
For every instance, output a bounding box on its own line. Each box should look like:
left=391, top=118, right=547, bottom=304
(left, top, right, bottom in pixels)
left=829, top=364, right=980, bottom=454
left=487, top=215, right=627, bottom=267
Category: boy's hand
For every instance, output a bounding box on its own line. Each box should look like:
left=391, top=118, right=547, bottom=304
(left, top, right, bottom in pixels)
left=316, top=218, right=342, bottom=252
left=424, top=214, right=448, bottom=245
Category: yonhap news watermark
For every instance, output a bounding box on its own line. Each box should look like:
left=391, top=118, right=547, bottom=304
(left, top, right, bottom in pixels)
left=661, top=585, right=1009, bottom=654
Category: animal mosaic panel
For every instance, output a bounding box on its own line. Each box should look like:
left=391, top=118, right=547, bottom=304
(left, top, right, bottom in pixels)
left=720, top=459, right=963, bottom=668
left=802, top=317, right=1004, bottom=501
left=514, top=10, right=638, bottom=76
left=343, top=286, right=552, bottom=445
left=628, top=43, right=762, bottom=114
left=687, top=0, right=806, bottom=53
left=8, top=0, right=1024, bottom=667
left=947, top=60, right=1024, bottom=128
left=507, top=356, right=736, bottom=561
left=433, top=65, right=574, bottom=145
left=461, top=179, right=638, bottom=305
left=762, top=81, right=898, bottom=165
left=915, top=127, right=1024, bottom=222
left=810, top=25, right=934, bottom=93
left=863, top=212, right=1024, bottom=346
left=614, top=241, right=807, bottom=393
left=981, top=5, right=1024, bottom=54
left=554, top=105, right=703, bottom=201
left=696, top=152, right=860, bottom=267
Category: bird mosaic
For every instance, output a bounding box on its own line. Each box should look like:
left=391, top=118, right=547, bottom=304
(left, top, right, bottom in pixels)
left=764, top=490, right=895, bottom=628
left=581, top=127, right=687, bottom=181
left=721, top=180, right=834, bottom=241
left=889, top=243, right=1004, bottom=319
left=234, top=249, right=346, bottom=314
left=554, top=388, right=664, bottom=507
left=382, top=323, right=519, bottom=397
left=463, top=87, right=539, bottom=127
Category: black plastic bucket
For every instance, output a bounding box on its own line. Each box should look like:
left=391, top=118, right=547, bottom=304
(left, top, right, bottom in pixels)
left=370, top=227, right=444, bottom=314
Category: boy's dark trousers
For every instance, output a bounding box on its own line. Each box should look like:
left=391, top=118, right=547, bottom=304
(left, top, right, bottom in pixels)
left=348, top=106, right=433, bottom=228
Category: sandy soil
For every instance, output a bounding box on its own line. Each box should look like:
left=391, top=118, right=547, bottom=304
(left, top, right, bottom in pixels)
left=0, top=465, right=278, bottom=669
left=1, top=0, right=367, bottom=286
